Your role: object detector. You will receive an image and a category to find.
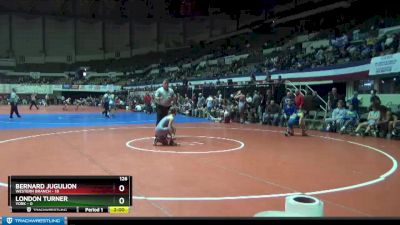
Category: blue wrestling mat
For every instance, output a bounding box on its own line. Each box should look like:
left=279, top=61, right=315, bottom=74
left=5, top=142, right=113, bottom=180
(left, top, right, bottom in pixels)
left=0, top=112, right=208, bottom=130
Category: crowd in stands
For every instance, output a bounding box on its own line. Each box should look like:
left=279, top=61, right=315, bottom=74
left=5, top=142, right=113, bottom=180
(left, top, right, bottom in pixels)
left=106, top=16, right=400, bottom=85
left=0, top=15, right=398, bottom=89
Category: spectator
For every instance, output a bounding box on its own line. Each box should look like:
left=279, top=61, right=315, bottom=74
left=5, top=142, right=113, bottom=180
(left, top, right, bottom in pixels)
left=265, top=70, right=273, bottom=88
left=312, top=91, right=324, bottom=111
left=377, top=107, right=398, bottom=139
left=197, top=93, right=205, bottom=108
left=355, top=105, right=381, bottom=136
left=340, top=102, right=360, bottom=134
left=206, top=95, right=214, bottom=113
left=144, top=92, right=152, bottom=114
left=281, top=98, right=296, bottom=127
left=263, top=100, right=281, bottom=125
left=327, top=87, right=343, bottom=112
left=265, top=89, right=274, bottom=108
left=349, top=91, right=360, bottom=113
left=302, top=91, right=314, bottom=112
left=259, top=92, right=267, bottom=124
left=234, top=90, right=247, bottom=124
left=370, top=89, right=381, bottom=107
left=274, top=75, right=286, bottom=104
left=252, top=90, right=262, bottom=122
left=294, top=89, right=304, bottom=109
left=324, top=100, right=347, bottom=132
left=191, top=93, right=197, bottom=107
left=281, top=90, right=294, bottom=109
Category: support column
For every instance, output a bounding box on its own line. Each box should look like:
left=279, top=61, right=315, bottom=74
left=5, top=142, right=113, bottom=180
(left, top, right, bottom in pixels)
left=8, top=14, right=13, bottom=58
left=42, top=16, right=46, bottom=59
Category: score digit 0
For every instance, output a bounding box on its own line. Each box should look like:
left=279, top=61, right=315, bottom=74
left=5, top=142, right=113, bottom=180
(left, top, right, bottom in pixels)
left=119, top=197, right=125, bottom=205
left=119, top=185, right=125, bottom=192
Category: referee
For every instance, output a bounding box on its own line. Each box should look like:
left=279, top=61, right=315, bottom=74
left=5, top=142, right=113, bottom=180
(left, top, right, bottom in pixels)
left=154, top=79, right=175, bottom=125
left=9, top=88, right=21, bottom=119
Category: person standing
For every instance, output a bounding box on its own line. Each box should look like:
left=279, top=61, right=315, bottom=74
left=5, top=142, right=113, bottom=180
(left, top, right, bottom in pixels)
left=154, top=80, right=176, bottom=125
left=274, top=75, right=286, bottom=104
left=312, top=91, right=324, bottom=111
left=102, top=92, right=110, bottom=118
left=191, top=93, right=198, bottom=110
left=327, top=87, right=344, bottom=112
left=370, top=89, right=381, bottom=108
left=29, top=93, right=39, bottom=110
left=108, top=93, right=116, bottom=117
left=294, top=89, right=304, bottom=110
left=62, top=97, right=71, bottom=111
left=252, top=90, right=261, bottom=122
left=234, top=90, right=247, bottom=124
left=349, top=91, right=360, bottom=113
left=144, top=92, right=153, bottom=114
left=9, top=88, right=21, bottom=119
left=45, top=94, right=49, bottom=107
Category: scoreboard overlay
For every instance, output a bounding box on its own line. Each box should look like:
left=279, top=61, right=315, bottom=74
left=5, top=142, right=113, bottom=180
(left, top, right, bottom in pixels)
left=8, top=176, right=132, bottom=214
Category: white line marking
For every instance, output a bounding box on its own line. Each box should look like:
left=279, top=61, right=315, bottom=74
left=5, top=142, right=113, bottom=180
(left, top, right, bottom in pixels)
left=0, top=126, right=397, bottom=201
left=126, top=136, right=244, bottom=154
left=180, top=142, right=204, bottom=146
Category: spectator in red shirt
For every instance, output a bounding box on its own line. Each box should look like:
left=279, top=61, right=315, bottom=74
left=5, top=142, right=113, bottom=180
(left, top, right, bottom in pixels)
left=144, top=92, right=152, bottom=114
left=294, top=89, right=304, bottom=110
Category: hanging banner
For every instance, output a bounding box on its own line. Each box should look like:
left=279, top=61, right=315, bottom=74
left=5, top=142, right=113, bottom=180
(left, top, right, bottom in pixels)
left=369, top=53, right=400, bottom=75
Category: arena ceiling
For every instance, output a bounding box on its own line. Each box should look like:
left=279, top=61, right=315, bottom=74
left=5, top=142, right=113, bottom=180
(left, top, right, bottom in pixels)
left=0, top=0, right=345, bottom=21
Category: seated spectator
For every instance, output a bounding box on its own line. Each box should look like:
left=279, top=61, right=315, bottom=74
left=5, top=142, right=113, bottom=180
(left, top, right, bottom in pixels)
left=263, top=100, right=281, bottom=125
left=206, top=95, right=214, bottom=113
left=389, top=105, right=400, bottom=138
left=340, top=102, right=360, bottom=134
left=182, top=99, right=192, bottom=116
left=281, top=91, right=294, bottom=109
left=355, top=106, right=381, bottom=136
left=361, top=43, right=372, bottom=58
left=331, top=33, right=348, bottom=48
left=377, top=107, right=398, bottom=139
left=324, top=100, right=347, bottom=132
left=135, top=104, right=143, bottom=112
left=281, top=99, right=296, bottom=127
left=384, top=34, right=394, bottom=50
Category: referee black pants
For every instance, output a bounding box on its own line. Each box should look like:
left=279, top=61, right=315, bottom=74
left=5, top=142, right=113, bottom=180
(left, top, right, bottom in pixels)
left=10, top=102, right=21, bottom=118
left=102, top=102, right=110, bottom=117
left=156, top=104, right=170, bottom=125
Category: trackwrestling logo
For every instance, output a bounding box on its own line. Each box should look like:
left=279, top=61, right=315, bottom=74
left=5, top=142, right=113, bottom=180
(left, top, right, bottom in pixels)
left=2, top=217, right=64, bottom=225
